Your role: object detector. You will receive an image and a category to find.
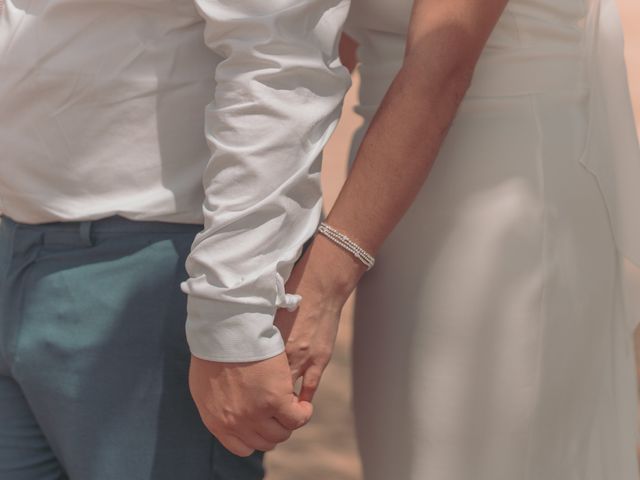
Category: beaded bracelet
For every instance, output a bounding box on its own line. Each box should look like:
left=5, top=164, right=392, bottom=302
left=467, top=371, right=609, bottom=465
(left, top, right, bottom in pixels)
left=316, top=222, right=375, bottom=271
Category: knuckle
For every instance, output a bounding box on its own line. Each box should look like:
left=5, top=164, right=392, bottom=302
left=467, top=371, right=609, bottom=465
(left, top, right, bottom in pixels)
left=285, top=340, right=311, bottom=357
left=296, top=415, right=311, bottom=429
left=219, top=408, right=241, bottom=431
left=315, top=347, right=333, bottom=364
left=234, top=446, right=255, bottom=457
left=305, top=379, right=319, bottom=390
left=284, top=350, right=304, bottom=365
left=262, top=442, right=278, bottom=452
left=220, top=419, right=234, bottom=431
left=267, top=429, right=292, bottom=443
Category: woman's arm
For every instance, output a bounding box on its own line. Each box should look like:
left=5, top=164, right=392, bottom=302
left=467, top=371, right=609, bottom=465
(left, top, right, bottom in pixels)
left=339, top=33, right=359, bottom=73
left=275, top=0, right=509, bottom=401
left=327, top=0, right=509, bottom=262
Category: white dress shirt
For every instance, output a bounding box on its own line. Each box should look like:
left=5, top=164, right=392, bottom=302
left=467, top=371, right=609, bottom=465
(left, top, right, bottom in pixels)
left=0, top=0, right=352, bottom=361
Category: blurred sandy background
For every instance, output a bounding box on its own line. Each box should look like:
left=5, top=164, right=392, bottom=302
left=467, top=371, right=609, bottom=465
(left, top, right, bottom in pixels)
left=266, top=2, right=640, bottom=478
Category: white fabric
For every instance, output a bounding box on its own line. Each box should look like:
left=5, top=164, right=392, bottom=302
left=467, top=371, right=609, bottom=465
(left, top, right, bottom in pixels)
left=345, top=0, right=640, bottom=478
left=0, top=0, right=352, bottom=361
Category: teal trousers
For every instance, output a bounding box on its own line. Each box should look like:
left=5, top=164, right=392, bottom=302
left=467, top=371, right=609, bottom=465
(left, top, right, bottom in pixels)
left=0, top=215, right=264, bottom=480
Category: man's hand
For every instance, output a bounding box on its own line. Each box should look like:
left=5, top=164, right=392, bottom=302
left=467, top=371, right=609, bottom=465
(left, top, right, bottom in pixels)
left=188, top=352, right=313, bottom=457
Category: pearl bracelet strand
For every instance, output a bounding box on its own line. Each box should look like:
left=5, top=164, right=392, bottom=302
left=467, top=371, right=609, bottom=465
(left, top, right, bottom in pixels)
left=316, top=222, right=375, bottom=271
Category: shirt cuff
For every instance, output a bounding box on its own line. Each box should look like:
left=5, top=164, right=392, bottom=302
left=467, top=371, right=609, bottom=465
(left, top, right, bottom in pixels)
left=182, top=272, right=303, bottom=362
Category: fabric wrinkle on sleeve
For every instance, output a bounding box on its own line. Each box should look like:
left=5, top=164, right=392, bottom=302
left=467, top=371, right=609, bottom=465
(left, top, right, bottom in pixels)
left=180, top=0, right=352, bottom=362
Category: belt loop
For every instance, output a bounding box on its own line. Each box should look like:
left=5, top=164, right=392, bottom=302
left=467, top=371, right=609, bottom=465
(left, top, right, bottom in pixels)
left=79, top=220, right=93, bottom=247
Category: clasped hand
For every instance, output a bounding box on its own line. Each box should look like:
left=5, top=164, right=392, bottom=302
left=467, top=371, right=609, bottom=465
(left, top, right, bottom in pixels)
left=189, top=236, right=364, bottom=456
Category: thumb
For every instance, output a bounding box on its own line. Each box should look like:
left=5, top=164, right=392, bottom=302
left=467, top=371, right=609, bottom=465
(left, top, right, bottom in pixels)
left=273, top=396, right=314, bottom=430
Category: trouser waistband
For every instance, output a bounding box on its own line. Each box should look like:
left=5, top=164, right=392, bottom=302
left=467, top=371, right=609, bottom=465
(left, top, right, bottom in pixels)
left=0, top=214, right=203, bottom=250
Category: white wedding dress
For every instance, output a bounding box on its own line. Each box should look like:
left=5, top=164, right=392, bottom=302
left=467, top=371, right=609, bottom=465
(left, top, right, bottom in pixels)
left=344, top=0, right=640, bottom=478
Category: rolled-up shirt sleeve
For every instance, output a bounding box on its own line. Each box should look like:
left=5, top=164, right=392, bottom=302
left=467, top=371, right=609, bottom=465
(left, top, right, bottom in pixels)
left=179, top=0, right=352, bottom=362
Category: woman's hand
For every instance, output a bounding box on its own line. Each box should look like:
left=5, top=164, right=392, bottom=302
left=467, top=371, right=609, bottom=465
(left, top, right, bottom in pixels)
left=274, top=233, right=367, bottom=402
